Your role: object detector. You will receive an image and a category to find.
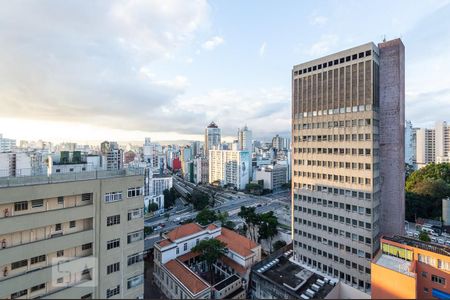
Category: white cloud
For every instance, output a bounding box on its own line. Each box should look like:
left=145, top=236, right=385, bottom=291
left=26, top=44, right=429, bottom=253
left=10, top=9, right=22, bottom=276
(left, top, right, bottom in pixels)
left=202, top=36, right=224, bottom=50
left=306, top=34, right=339, bottom=57
left=310, top=15, right=328, bottom=26
left=0, top=0, right=209, bottom=134
left=259, top=42, right=267, bottom=57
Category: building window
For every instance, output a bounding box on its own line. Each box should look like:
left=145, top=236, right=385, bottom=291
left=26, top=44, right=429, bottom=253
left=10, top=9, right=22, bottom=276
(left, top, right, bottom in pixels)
left=127, top=187, right=142, bottom=198
left=106, top=285, right=120, bottom=298
left=57, top=250, right=64, bottom=257
left=104, top=192, right=122, bottom=203
left=424, top=287, right=429, bottom=293
left=127, top=230, right=144, bottom=244
left=107, top=262, right=120, bottom=274
left=107, top=239, right=120, bottom=250
left=421, top=271, right=428, bottom=278
left=81, top=293, right=92, bottom=299
left=55, top=223, right=62, bottom=231
left=184, top=243, right=187, bottom=251
left=14, top=201, right=28, bottom=211
left=128, top=208, right=144, bottom=220
left=10, top=289, right=27, bottom=299
left=432, top=274, right=446, bottom=285
left=30, top=255, right=46, bottom=264
left=107, top=215, right=121, bottom=226
left=127, top=274, right=144, bottom=289
left=30, top=283, right=46, bottom=293
left=11, top=259, right=28, bottom=270
left=82, top=193, right=93, bottom=201
left=31, top=199, right=44, bottom=208
left=70, top=220, right=76, bottom=228
left=57, top=196, right=64, bottom=204
left=127, top=252, right=144, bottom=266
left=57, top=277, right=64, bottom=283
left=82, top=243, right=92, bottom=250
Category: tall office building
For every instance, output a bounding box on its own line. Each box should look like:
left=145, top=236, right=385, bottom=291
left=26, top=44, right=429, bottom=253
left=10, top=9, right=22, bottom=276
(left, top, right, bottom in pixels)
left=0, top=168, right=145, bottom=299
left=238, top=125, right=253, bottom=151
left=204, top=122, right=221, bottom=157
left=416, top=128, right=436, bottom=168
left=291, top=39, right=405, bottom=293
left=100, top=141, right=123, bottom=171
left=272, top=134, right=285, bottom=151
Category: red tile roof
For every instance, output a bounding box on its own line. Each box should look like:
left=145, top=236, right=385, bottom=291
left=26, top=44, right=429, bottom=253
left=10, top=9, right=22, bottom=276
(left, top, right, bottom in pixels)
left=164, top=259, right=209, bottom=294
left=207, top=223, right=218, bottom=230
left=166, top=223, right=204, bottom=241
left=217, top=227, right=258, bottom=257
left=158, top=239, right=173, bottom=247
left=219, top=255, right=247, bottom=275
left=178, top=251, right=200, bottom=262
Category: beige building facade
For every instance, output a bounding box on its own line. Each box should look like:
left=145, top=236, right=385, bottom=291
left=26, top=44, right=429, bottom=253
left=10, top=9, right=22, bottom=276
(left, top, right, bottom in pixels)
left=0, top=169, right=145, bottom=299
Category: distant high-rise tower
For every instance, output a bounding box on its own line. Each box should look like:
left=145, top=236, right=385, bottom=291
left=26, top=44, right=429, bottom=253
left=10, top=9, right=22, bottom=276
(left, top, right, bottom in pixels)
left=204, top=122, right=221, bottom=157
left=291, top=39, right=405, bottom=292
left=238, top=125, right=253, bottom=152
left=416, top=128, right=435, bottom=168
left=405, top=120, right=417, bottom=167
left=100, top=141, right=123, bottom=170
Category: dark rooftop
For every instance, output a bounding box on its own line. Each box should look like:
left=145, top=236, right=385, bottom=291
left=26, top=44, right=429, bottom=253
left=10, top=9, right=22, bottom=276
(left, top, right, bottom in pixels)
left=207, top=121, right=218, bottom=128
left=214, top=274, right=240, bottom=291
left=252, top=244, right=335, bottom=299
left=384, top=235, right=450, bottom=256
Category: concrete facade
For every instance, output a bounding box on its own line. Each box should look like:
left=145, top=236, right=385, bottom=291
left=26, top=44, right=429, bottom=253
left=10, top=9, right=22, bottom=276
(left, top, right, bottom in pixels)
left=291, top=39, right=405, bottom=294
left=0, top=169, right=145, bottom=299
left=378, top=38, right=405, bottom=236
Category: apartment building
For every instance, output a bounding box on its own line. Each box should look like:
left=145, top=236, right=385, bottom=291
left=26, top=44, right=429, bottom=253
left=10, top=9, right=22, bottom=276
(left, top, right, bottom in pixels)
left=205, top=122, right=221, bottom=157
left=100, top=141, right=123, bottom=171
left=0, top=168, right=145, bottom=299
left=0, top=134, right=16, bottom=153
left=153, top=223, right=262, bottom=299
left=255, top=164, right=288, bottom=190
left=291, top=39, right=405, bottom=293
left=416, top=128, right=436, bottom=168
left=436, top=121, right=450, bottom=164
left=372, top=235, right=450, bottom=299
left=209, top=150, right=251, bottom=190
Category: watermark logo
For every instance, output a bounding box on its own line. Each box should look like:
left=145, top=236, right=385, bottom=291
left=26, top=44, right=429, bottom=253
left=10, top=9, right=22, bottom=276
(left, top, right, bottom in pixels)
left=51, top=256, right=97, bottom=288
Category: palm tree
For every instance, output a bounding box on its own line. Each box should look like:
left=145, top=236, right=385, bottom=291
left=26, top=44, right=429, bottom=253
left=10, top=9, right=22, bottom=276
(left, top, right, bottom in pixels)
left=191, top=239, right=227, bottom=285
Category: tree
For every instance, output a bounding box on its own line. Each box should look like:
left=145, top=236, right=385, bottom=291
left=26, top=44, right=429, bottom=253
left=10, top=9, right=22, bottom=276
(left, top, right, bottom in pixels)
left=272, top=240, right=287, bottom=251
left=192, top=239, right=227, bottom=285
left=217, top=211, right=229, bottom=226
left=223, top=220, right=236, bottom=230
left=258, top=211, right=279, bottom=253
left=144, top=226, right=153, bottom=237
left=405, top=163, right=415, bottom=180
left=195, top=208, right=217, bottom=226
left=148, top=202, right=159, bottom=212
left=238, top=206, right=260, bottom=242
left=163, top=188, right=176, bottom=209
left=191, top=190, right=210, bottom=210
left=405, top=163, right=450, bottom=221
left=419, top=231, right=431, bottom=242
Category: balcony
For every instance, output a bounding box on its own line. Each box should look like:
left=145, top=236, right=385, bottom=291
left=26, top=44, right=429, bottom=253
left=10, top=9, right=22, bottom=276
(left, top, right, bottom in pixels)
left=0, top=229, right=93, bottom=267
left=0, top=254, right=95, bottom=298
left=0, top=205, right=93, bottom=235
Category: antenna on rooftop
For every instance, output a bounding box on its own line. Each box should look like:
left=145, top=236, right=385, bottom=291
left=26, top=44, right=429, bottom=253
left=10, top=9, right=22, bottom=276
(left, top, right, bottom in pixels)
left=383, top=35, right=386, bottom=43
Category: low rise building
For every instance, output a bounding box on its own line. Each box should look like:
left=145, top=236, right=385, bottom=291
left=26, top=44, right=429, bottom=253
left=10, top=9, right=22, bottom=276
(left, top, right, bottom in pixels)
left=153, top=223, right=262, bottom=299
left=371, top=235, right=450, bottom=299
left=250, top=244, right=369, bottom=299
left=255, top=164, right=287, bottom=190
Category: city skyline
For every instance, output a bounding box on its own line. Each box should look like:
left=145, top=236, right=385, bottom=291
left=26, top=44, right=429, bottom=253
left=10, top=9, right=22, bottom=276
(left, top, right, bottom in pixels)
left=1, top=1, right=450, bottom=143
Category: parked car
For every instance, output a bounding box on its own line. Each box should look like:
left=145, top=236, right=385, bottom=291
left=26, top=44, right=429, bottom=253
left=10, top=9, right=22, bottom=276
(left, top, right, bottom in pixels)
left=407, top=231, right=414, bottom=237
left=413, top=232, right=419, bottom=238
left=438, top=238, right=445, bottom=245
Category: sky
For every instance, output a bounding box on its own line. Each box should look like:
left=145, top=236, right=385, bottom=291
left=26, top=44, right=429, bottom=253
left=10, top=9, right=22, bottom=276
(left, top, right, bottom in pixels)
left=1, top=0, right=450, bottom=144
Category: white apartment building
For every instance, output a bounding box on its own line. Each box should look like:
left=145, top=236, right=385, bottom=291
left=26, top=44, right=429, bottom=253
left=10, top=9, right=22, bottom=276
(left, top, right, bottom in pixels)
left=153, top=223, right=261, bottom=299
left=0, top=134, right=16, bottom=153
left=0, top=168, right=145, bottom=299
left=100, top=141, right=123, bottom=171
left=255, top=164, right=288, bottom=190
left=435, top=121, right=450, bottom=163
left=416, top=128, right=436, bottom=168
left=209, top=150, right=250, bottom=190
